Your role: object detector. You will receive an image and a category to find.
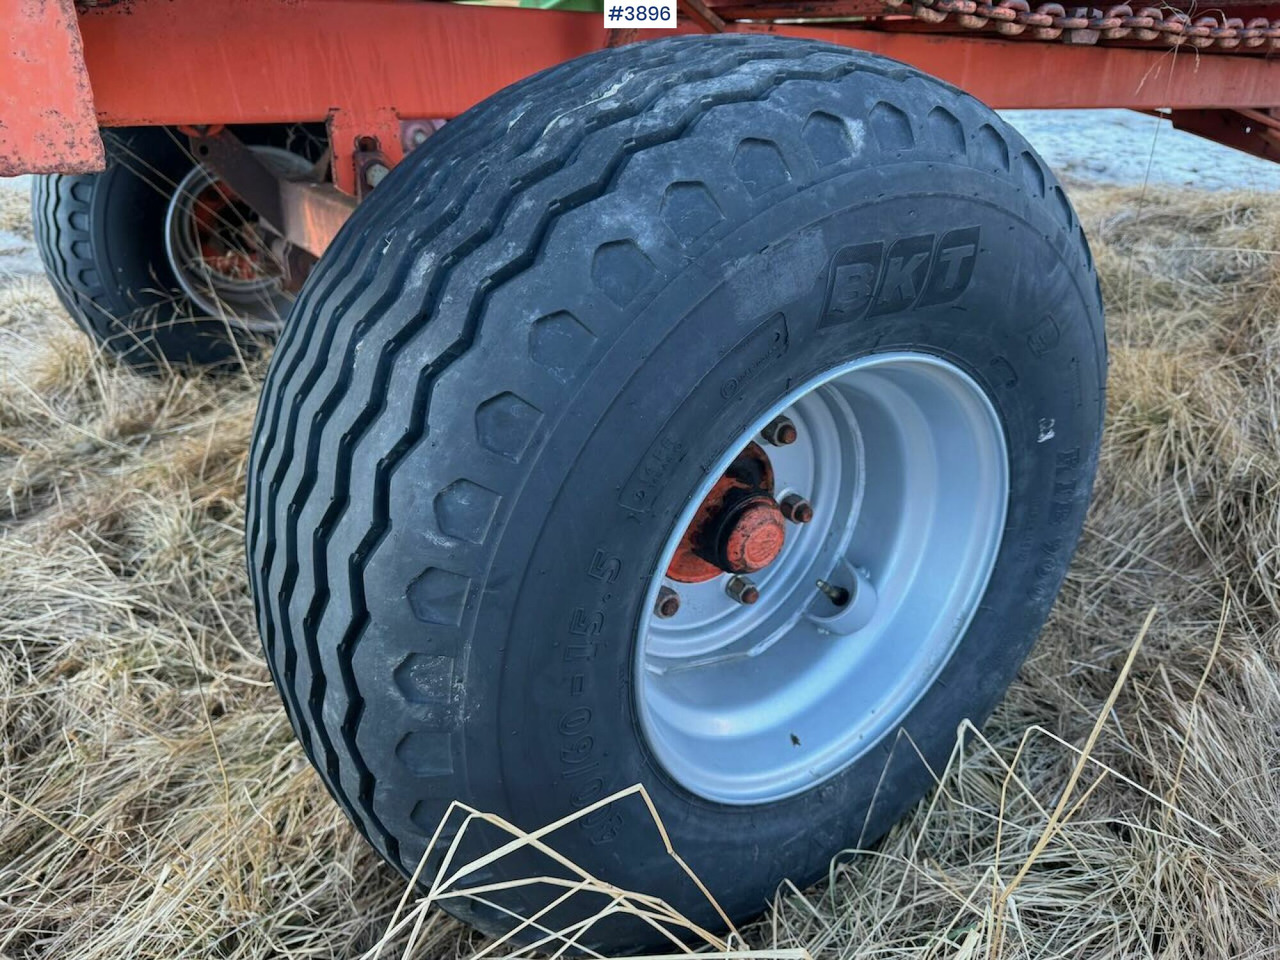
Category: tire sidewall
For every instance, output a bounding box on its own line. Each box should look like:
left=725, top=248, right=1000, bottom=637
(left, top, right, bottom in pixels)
left=470, top=162, right=1102, bottom=917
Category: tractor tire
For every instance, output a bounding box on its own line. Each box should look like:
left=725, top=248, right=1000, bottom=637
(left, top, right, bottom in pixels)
left=247, top=35, right=1105, bottom=952
left=32, top=126, right=312, bottom=369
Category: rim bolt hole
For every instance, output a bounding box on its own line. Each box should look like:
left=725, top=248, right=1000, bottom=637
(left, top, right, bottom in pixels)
left=815, top=579, right=850, bottom=607
left=655, top=586, right=681, bottom=618
left=761, top=415, right=797, bottom=446
left=780, top=494, right=813, bottom=523
left=726, top=575, right=760, bottom=605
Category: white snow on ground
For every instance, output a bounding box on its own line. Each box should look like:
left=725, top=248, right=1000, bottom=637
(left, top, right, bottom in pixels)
left=0, top=234, right=40, bottom=278
left=1001, top=109, right=1280, bottom=192
left=0, top=176, right=41, bottom=278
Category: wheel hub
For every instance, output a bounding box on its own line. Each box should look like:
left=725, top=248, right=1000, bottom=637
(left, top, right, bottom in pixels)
left=667, top=443, right=787, bottom=582
left=164, top=144, right=313, bottom=333
left=189, top=182, right=272, bottom=283
left=713, top=495, right=786, bottom=574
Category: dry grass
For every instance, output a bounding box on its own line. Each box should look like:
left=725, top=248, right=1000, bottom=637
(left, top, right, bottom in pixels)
left=0, top=189, right=32, bottom=241
left=3, top=184, right=1280, bottom=958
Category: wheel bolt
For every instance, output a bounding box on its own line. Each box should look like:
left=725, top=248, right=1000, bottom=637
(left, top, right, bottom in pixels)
left=780, top=494, right=813, bottom=523
left=725, top=575, right=760, bottom=605
left=364, top=162, right=390, bottom=189
left=655, top=585, right=681, bottom=618
left=761, top=415, right=797, bottom=446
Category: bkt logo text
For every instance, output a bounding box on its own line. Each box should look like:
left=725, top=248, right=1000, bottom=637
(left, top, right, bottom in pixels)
left=822, top=227, right=980, bottom=326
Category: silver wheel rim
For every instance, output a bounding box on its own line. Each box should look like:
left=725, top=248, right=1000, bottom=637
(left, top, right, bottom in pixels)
left=163, top=145, right=310, bottom=334
left=635, top=352, right=1009, bottom=805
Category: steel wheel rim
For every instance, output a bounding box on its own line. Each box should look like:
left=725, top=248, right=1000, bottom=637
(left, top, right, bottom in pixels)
left=635, top=352, right=1009, bottom=805
left=163, top=145, right=310, bottom=334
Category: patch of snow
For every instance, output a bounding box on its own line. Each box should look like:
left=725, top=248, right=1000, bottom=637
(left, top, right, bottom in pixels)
left=0, top=178, right=40, bottom=278
left=1000, top=109, right=1280, bottom=192
left=0, top=232, right=42, bottom=277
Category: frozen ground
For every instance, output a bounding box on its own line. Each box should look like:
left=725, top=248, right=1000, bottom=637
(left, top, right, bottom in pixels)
left=0, top=176, right=41, bottom=278
left=1001, top=109, right=1280, bottom=192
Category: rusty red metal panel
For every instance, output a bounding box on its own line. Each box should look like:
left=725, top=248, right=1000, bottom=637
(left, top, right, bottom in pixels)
left=3, top=0, right=1279, bottom=178
left=740, top=25, right=1280, bottom=109
left=77, top=0, right=606, bottom=126
left=279, top=179, right=359, bottom=258
left=0, top=0, right=104, bottom=174
left=71, top=0, right=1280, bottom=128
left=328, top=106, right=403, bottom=196
left=1168, top=108, right=1280, bottom=162
left=708, top=0, right=892, bottom=18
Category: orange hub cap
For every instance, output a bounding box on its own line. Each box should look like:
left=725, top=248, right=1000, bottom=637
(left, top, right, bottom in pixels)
left=720, top=498, right=786, bottom=572
left=666, top=443, right=786, bottom=583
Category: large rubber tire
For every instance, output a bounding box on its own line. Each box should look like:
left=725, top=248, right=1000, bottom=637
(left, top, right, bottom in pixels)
left=31, top=126, right=315, bottom=368
left=247, top=36, right=1104, bottom=951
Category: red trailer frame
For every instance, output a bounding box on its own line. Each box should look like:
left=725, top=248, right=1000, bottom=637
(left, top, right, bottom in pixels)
left=7, top=0, right=1280, bottom=247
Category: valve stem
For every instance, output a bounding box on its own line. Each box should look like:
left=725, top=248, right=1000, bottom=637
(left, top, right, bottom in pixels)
left=815, top=578, right=850, bottom=607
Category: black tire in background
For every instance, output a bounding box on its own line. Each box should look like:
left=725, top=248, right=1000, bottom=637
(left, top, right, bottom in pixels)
left=31, top=125, right=319, bottom=369
left=247, top=36, right=1105, bottom=952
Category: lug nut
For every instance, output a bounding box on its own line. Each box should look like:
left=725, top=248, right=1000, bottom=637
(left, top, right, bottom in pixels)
left=780, top=494, right=813, bottom=523
left=655, top=585, right=681, bottom=619
left=725, top=575, right=760, bottom=605
left=761, top=415, right=797, bottom=446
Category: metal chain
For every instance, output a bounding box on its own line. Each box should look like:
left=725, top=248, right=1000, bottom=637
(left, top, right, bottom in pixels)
left=892, top=0, right=1280, bottom=51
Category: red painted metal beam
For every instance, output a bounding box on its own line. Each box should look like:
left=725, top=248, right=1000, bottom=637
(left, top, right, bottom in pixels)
left=78, top=1, right=606, bottom=126
left=709, top=0, right=892, bottom=17
left=72, top=0, right=1280, bottom=128
left=0, top=0, right=103, bottom=174
left=747, top=25, right=1280, bottom=109
left=1167, top=108, right=1280, bottom=162
left=8, top=0, right=1280, bottom=178
left=712, top=0, right=1280, bottom=15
